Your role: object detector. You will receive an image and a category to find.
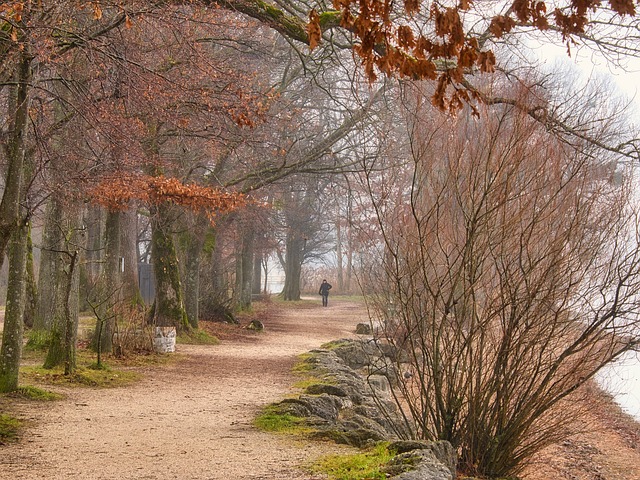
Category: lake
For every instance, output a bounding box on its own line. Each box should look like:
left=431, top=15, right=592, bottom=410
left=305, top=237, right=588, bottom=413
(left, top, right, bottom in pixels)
left=598, top=351, right=640, bottom=421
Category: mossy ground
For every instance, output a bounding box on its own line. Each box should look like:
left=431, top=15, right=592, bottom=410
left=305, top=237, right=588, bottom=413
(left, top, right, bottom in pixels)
left=0, top=413, right=21, bottom=444
left=9, top=385, right=64, bottom=401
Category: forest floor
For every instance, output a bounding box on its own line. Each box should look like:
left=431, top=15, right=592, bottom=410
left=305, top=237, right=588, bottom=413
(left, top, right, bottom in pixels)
left=1, top=298, right=640, bottom=480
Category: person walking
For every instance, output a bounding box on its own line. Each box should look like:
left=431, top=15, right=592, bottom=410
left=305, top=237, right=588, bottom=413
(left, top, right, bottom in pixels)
left=319, top=279, right=332, bottom=307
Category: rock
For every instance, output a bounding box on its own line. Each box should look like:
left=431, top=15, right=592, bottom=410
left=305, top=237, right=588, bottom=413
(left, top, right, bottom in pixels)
left=385, top=449, right=454, bottom=480
left=246, top=319, right=264, bottom=331
left=305, top=383, right=349, bottom=397
left=296, top=394, right=345, bottom=422
left=367, top=374, right=390, bottom=392
left=355, top=323, right=372, bottom=334
left=264, top=338, right=456, bottom=478
left=388, top=440, right=457, bottom=477
left=312, top=427, right=386, bottom=447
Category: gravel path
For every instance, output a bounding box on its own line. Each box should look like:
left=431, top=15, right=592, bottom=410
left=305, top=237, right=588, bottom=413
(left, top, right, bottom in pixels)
left=1, top=298, right=366, bottom=480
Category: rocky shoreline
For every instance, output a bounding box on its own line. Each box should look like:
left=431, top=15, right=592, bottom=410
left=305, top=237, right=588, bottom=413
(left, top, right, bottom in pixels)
left=266, top=338, right=458, bottom=480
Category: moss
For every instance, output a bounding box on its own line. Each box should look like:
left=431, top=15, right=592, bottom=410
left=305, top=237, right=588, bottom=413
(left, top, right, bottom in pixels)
left=177, top=329, right=220, bottom=345
left=0, top=413, right=21, bottom=443
left=254, top=405, right=308, bottom=434
left=21, top=364, right=139, bottom=388
left=11, top=385, right=64, bottom=401
left=311, top=442, right=393, bottom=480
left=318, top=10, right=342, bottom=28
left=320, top=339, right=351, bottom=350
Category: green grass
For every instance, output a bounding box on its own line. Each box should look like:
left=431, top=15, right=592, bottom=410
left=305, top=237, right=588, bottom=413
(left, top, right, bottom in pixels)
left=254, top=405, right=307, bottom=434
left=0, top=413, right=22, bottom=443
left=177, top=329, right=220, bottom=345
left=24, top=330, right=51, bottom=351
left=311, top=443, right=393, bottom=480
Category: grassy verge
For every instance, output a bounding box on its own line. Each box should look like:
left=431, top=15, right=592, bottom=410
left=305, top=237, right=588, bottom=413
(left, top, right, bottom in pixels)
left=177, top=329, right=220, bottom=345
left=254, top=405, right=309, bottom=434
left=20, top=363, right=140, bottom=388
left=310, top=443, right=393, bottom=480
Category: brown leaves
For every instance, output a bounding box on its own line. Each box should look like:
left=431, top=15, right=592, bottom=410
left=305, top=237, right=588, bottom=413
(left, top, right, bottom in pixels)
left=1, top=2, right=24, bottom=41
left=489, top=15, right=516, bottom=38
left=91, top=174, right=246, bottom=224
left=320, top=0, right=637, bottom=112
left=92, top=2, right=103, bottom=20
left=307, top=9, right=322, bottom=50
left=608, top=0, right=636, bottom=15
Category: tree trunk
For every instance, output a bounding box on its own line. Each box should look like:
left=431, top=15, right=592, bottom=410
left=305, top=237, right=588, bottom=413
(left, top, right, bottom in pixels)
left=150, top=204, right=189, bottom=330
left=184, top=228, right=205, bottom=329
left=83, top=205, right=104, bottom=288
left=0, top=43, right=30, bottom=271
left=92, top=209, right=121, bottom=354
left=34, top=200, right=64, bottom=332
left=23, top=223, right=38, bottom=329
left=43, top=207, right=82, bottom=373
left=121, top=208, right=142, bottom=304
left=239, top=227, right=254, bottom=309
left=0, top=224, right=28, bottom=391
left=282, top=230, right=304, bottom=301
left=336, top=219, right=344, bottom=293
left=253, top=252, right=262, bottom=295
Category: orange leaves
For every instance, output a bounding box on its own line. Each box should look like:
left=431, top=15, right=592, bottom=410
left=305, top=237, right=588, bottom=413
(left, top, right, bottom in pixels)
left=91, top=174, right=246, bottom=224
left=1, top=2, right=24, bottom=41
left=92, top=2, right=103, bottom=20
left=308, top=9, right=322, bottom=50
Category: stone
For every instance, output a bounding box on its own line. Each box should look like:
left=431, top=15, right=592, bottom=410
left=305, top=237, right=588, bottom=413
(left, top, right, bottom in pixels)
left=355, top=323, right=372, bottom=334
left=305, top=383, right=349, bottom=397
left=385, top=449, right=454, bottom=480
left=246, top=319, right=264, bottom=331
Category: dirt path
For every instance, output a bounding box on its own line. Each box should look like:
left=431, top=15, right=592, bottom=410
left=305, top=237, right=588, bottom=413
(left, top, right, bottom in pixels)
left=1, top=299, right=365, bottom=480
left=3, top=299, right=640, bottom=480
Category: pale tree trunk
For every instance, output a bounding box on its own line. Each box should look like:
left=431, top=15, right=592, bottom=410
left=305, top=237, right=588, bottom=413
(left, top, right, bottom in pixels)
left=282, top=230, right=304, bottom=301
left=0, top=224, right=28, bottom=391
left=211, top=227, right=225, bottom=298
left=253, top=253, right=262, bottom=295
left=232, top=227, right=255, bottom=310
left=262, top=257, right=269, bottom=295
left=239, top=227, right=254, bottom=309
left=336, top=220, right=344, bottom=292
left=150, top=204, right=189, bottom=330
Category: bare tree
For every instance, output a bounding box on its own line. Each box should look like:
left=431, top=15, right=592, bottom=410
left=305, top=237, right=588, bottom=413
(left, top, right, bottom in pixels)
left=362, top=82, right=640, bottom=478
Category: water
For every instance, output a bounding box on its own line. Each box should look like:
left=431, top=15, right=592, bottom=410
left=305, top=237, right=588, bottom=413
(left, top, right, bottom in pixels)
left=597, top=350, right=640, bottom=421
